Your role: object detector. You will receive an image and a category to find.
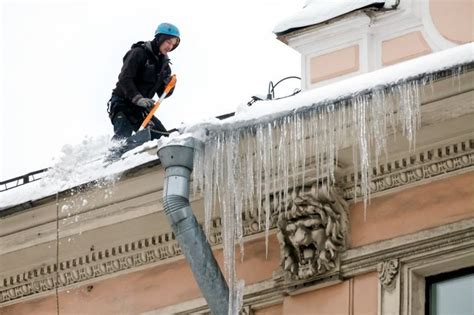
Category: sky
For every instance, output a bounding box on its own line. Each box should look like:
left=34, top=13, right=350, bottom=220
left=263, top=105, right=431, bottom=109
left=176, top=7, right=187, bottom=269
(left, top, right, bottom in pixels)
left=0, top=0, right=303, bottom=180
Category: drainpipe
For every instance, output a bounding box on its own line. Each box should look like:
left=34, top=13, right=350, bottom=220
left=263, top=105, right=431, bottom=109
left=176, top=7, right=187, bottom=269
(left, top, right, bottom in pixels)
left=157, top=137, right=229, bottom=315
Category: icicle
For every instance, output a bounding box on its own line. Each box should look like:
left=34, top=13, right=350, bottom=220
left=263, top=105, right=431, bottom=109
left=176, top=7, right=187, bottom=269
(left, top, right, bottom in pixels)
left=263, top=123, right=272, bottom=258
left=256, top=126, right=264, bottom=230
left=291, top=115, right=298, bottom=195
left=354, top=95, right=371, bottom=218
left=232, top=132, right=244, bottom=262
left=269, top=122, right=276, bottom=212
left=202, top=136, right=216, bottom=238
left=283, top=117, right=290, bottom=215
left=231, top=279, right=245, bottom=315
left=452, top=65, right=463, bottom=91
left=328, top=104, right=336, bottom=186
left=300, top=113, right=307, bottom=189
left=245, top=129, right=255, bottom=216
left=314, top=109, right=321, bottom=195
left=370, top=90, right=385, bottom=169
left=276, top=120, right=284, bottom=214
left=192, top=140, right=204, bottom=198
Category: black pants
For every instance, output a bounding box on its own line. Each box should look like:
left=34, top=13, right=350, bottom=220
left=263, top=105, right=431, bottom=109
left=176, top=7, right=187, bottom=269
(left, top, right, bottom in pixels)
left=111, top=111, right=167, bottom=141
left=108, top=95, right=167, bottom=141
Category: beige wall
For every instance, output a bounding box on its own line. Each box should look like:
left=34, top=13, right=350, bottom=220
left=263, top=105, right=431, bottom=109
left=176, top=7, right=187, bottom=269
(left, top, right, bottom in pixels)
left=350, top=172, right=474, bottom=248
left=282, top=272, right=378, bottom=315
left=0, top=236, right=281, bottom=314
left=310, top=45, right=359, bottom=84
left=382, top=31, right=432, bottom=66
left=352, top=273, right=378, bottom=314
left=430, top=0, right=474, bottom=44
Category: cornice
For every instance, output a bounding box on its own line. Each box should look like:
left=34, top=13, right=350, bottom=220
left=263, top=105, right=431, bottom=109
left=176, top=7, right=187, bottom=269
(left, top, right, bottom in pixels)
left=341, top=218, right=474, bottom=277
left=0, top=210, right=268, bottom=306
left=341, top=136, right=474, bottom=201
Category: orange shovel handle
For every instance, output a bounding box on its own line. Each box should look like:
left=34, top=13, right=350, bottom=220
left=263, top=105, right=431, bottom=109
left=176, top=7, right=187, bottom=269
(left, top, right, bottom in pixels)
left=139, top=75, right=177, bottom=131
left=163, top=75, right=177, bottom=95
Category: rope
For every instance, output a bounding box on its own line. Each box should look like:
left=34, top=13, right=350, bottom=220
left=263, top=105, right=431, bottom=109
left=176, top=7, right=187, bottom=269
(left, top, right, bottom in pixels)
left=55, top=191, right=60, bottom=315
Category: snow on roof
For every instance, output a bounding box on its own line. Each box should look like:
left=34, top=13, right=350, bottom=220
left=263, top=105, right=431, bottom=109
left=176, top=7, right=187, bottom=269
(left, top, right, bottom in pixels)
left=273, top=0, right=385, bottom=35
left=0, top=136, right=161, bottom=211
left=185, top=43, right=474, bottom=133
left=1, top=43, right=473, bottom=212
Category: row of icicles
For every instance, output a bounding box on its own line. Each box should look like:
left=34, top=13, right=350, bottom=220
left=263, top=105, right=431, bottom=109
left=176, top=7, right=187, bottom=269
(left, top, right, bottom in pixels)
left=190, top=68, right=466, bottom=314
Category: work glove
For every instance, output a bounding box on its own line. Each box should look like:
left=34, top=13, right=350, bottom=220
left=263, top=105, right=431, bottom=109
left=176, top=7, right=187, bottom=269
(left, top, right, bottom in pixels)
left=135, top=97, right=155, bottom=110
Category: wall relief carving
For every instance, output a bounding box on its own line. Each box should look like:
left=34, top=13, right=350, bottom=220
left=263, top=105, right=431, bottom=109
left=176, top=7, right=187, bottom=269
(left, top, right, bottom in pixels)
left=276, top=186, right=348, bottom=280
left=378, top=259, right=399, bottom=291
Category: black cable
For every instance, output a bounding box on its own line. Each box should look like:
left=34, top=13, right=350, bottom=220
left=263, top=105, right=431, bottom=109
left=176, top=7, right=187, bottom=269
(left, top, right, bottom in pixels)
left=272, top=76, right=301, bottom=90
left=271, top=76, right=302, bottom=101
left=247, top=75, right=302, bottom=106
left=274, top=87, right=302, bottom=101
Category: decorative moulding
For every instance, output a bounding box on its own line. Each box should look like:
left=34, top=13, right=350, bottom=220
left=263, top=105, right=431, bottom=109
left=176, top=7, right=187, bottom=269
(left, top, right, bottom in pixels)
left=378, top=258, right=400, bottom=291
left=342, top=137, right=474, bottom=201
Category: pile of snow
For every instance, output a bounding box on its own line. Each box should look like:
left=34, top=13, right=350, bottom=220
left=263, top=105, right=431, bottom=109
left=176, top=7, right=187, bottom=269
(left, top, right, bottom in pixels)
left=273, top=0, right=386, bottom=34
left=0, top=136, right=160, bottom=211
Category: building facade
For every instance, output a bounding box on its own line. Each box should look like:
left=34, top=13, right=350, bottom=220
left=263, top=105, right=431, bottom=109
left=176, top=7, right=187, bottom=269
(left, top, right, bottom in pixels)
left=1, top=1, right=473, bottom=314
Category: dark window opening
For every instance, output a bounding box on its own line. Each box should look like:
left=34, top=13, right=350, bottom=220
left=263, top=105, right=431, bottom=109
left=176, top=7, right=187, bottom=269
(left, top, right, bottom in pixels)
left=425, top=266, right=474, bottom=315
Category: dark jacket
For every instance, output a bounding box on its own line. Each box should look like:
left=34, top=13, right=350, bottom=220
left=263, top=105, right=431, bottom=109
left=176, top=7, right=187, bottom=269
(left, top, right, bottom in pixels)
left=108, top=40, right=173, bottom=120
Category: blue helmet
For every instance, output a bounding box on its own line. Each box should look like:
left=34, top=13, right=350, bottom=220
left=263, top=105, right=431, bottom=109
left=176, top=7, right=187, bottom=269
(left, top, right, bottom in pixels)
left=155, top=23, right=180, bottom=38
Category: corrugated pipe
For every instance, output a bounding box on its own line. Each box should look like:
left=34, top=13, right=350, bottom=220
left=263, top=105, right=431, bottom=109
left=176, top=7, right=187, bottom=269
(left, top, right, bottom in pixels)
left=158, top=138, right=229, bottom=315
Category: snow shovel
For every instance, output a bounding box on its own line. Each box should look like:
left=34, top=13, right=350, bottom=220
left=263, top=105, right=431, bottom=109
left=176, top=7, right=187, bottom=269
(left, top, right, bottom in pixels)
left=123, top=75, right=177, bottom=153
left=139, top=74, right=177, bottom=131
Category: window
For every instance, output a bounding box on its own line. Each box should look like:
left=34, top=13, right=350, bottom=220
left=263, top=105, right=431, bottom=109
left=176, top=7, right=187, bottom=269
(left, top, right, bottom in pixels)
left=425, top=267, right=474, bottom=315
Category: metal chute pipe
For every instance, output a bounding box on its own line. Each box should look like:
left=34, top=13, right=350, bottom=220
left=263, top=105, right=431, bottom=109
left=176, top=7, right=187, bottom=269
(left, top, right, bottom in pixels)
left=158, top=138, right=229, bottom=315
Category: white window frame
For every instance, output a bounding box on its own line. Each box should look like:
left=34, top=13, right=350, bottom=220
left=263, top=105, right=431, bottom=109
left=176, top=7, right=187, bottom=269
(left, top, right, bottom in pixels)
left=401, top=250, right=474, bottom=315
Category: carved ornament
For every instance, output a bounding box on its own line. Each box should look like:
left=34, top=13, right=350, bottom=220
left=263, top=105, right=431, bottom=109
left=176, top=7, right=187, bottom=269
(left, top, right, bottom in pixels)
left=377, top=259, right=399, bottom=291
left=276, top=187, right=348, bottom=280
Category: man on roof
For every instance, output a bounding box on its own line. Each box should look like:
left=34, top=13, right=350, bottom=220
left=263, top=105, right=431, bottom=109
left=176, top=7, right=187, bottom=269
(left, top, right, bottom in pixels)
left=107, top=22, right=180, bottom=141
